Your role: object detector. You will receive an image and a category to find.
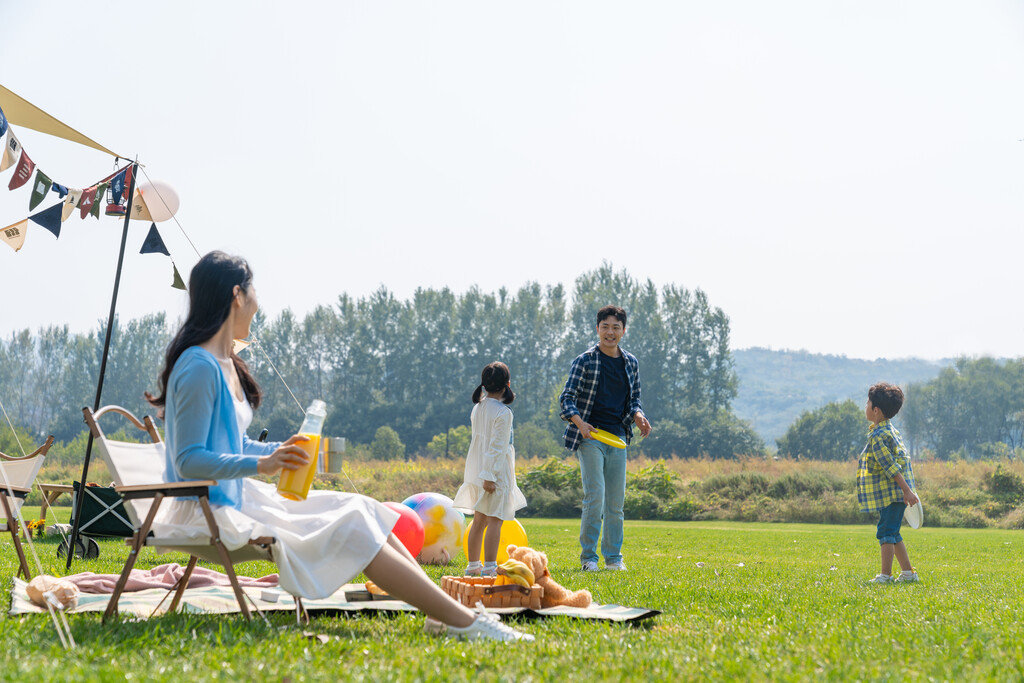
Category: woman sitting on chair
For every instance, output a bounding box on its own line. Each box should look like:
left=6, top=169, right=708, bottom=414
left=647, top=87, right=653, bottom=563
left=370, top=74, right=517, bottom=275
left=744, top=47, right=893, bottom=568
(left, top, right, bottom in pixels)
left=146, top=250, right=532, bottom=642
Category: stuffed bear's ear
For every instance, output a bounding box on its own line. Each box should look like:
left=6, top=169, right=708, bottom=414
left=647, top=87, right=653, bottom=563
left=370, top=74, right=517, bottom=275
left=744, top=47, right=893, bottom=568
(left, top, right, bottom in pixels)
left=506, top=544, right=518, bottom=554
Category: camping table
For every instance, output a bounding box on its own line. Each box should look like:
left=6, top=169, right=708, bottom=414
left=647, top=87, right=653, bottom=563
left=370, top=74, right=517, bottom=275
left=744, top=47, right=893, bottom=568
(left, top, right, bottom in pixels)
left=37, top=483, right=74, bottom=522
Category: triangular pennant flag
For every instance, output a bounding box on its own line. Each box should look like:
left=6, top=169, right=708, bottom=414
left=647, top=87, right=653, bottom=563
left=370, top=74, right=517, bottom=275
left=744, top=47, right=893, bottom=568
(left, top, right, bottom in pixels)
left=90, top=182, right=107, bottom=219
left=139, top=222, right=169, bottom=255
left=61, top=189, right=82, bottom=222
left=109, top=166, right=127, bottom=204
left=1, top=219, right=28, bottom=252
left=171, top=262, right=186, bottom=290
left=79, top=185, right=97, bottom=219
left=51, top=183, right=68, bottom=198
left=0, top=105, right=7, bottom=138
left=29, top=203, right=63, bottom=239
left=8, top=149, right=35, bottom=190
left=130, top=186, right=153, bottom=221
left=0, top=131, right=18, bottom=172
left=29, top=169, right=52, bottom=210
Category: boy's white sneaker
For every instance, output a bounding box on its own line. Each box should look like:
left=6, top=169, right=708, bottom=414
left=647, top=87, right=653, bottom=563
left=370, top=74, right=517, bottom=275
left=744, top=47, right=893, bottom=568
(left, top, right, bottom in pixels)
left=605, top=560, right=627, bottom=571
left=868, top=573, right=894, bottom=584
left=424, top=603, right=534, bottom=642
left=895, top=570, right=920, bottom=583
left=582, top=560, right=600, bottom=572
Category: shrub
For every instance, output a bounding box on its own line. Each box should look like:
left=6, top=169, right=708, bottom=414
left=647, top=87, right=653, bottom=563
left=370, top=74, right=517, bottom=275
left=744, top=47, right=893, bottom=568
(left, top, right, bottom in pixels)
left=701, top=472, right=771, bottom=500
left=768, top=471, right=846, bottom=499
left=661, top=497, right=702, bottom=521
left=623, top=490, right=661, bottom=520
left=982, top=465, right=1024, bottom=503
left=424, top=425, right=471, bottom=459
left=370, top=426, right=405, bottom=461
left=628, top=461, right=679, bottom=501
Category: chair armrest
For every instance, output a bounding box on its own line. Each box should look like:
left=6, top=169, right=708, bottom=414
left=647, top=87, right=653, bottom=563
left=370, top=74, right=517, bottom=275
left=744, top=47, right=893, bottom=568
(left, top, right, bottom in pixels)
left=114, top=480, right=218, bottom=501
left=2, top=486, right=30, bottom=498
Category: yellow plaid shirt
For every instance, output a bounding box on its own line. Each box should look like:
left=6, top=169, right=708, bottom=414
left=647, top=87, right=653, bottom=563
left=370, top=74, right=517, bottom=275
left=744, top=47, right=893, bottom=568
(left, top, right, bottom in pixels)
left=856, top=419, right=915, bottom=513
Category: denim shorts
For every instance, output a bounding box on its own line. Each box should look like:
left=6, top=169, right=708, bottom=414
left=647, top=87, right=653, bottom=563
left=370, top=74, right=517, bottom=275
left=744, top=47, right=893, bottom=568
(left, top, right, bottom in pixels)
left=876, top=502, right=907, bottom=545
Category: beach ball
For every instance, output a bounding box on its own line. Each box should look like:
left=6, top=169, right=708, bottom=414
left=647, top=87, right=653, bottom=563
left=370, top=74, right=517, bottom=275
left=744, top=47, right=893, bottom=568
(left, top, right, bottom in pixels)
left=461, top=518, right=528, bottom=565
left=383, top=501, right=425, bottom=558
left=402, top=493, right=465, bottom=565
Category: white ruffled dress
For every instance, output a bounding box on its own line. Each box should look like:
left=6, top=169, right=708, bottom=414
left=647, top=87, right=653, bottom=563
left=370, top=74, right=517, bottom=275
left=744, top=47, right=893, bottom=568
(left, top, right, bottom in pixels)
left=452, top=398, right=527, bottom=521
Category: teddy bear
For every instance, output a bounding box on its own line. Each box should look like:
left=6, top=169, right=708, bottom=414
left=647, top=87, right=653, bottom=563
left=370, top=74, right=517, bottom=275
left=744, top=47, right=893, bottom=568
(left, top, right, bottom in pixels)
left=506, top=544, right=592, bottom=608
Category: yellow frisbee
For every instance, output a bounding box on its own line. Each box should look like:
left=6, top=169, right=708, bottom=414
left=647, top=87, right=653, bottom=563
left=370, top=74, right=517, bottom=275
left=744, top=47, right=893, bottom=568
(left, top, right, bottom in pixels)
left=589, top=428, right=627, bottom=449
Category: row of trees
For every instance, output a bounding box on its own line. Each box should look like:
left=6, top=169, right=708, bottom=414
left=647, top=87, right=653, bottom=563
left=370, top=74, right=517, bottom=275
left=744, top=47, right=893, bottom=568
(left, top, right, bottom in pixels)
left=0, top=264, right=762, bottom=459
left=775, top=357, right=1024, bottom=461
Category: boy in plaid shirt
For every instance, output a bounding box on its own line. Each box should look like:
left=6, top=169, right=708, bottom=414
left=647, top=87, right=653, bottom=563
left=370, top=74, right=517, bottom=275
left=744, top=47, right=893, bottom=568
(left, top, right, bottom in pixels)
left=857, top=382, right=920, bottom=584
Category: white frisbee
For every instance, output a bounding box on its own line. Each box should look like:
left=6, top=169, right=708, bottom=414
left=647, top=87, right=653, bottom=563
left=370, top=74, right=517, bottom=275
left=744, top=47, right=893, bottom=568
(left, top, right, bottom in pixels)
left=904, top=500, right=924, bottom=529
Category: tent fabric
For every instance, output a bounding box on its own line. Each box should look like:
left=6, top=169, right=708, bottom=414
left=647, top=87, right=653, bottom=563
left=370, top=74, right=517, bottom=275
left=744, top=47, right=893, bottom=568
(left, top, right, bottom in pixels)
left=0, top=84, right=121, bottom=158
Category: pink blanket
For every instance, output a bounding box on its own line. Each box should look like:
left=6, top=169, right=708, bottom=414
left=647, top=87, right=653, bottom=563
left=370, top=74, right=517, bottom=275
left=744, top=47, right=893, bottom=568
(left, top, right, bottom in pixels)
left=66, top=563, right=279, bottom=594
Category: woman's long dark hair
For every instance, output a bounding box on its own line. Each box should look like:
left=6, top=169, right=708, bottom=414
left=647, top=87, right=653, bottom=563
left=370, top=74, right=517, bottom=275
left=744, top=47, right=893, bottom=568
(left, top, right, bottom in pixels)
left=472, top=361, right=514, bottom=405
left=146, top=251, right=263, bottom=412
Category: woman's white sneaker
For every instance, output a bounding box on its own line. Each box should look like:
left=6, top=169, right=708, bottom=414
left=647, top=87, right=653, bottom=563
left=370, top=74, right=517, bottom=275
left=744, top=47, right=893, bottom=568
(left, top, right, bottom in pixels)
left=424, top=604, right=534, bottom=642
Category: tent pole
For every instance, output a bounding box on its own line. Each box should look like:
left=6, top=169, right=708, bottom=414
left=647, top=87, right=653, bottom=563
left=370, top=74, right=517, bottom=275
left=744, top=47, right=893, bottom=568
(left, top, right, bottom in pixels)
left=66, top=161, right=138, bottom=570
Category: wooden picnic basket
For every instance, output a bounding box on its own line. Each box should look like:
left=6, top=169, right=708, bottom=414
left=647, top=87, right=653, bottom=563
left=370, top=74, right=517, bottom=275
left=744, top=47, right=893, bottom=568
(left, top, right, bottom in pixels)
left=441, top=576, right=543, bottom=609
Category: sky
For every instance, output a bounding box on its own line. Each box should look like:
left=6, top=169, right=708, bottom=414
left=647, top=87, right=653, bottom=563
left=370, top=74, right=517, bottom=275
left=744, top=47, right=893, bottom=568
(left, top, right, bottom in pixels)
left=1, top=1, right=1023, bottom=361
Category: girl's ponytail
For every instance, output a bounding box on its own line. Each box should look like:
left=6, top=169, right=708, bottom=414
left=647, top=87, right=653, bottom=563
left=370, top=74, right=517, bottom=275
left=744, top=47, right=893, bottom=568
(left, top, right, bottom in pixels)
left=475, top=361, right=513, bottom=404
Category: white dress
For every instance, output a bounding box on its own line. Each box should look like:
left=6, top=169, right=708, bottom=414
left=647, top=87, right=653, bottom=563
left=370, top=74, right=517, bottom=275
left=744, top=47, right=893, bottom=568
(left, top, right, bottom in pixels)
left=152, top=389, right=398, bottom=600
left=452, top=398, right=527, bottom=521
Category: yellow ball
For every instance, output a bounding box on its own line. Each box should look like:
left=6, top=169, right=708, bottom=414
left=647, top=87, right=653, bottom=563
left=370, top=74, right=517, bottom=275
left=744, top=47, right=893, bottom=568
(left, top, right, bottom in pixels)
left=461, top=518, right=528, bottom=564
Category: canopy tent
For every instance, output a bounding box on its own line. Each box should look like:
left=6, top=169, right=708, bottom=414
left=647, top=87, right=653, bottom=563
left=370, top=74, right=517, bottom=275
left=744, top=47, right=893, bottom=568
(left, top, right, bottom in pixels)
left=1, top=83, right=139, bottom=574
left=0, top=84, right=123, bottom=159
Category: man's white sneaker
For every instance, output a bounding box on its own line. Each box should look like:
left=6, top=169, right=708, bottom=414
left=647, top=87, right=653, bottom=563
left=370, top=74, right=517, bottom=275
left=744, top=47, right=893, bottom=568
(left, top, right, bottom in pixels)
left=424, top=603, right=534, bottom=642
left=605, top=560, right=627, bottom=571
left=582, top=560, right=600, bottom=572
left=868, top=573, right=894, bottom=584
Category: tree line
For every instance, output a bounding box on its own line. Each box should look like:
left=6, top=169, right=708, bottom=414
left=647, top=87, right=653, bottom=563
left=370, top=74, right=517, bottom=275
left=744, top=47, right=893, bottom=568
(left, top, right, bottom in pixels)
left=0, top=264, right=762, bottom=459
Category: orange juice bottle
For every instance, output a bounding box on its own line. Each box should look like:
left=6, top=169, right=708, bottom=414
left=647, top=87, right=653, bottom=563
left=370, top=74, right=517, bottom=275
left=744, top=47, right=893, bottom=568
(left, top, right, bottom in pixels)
left=277, top=400, right=327, bottom=501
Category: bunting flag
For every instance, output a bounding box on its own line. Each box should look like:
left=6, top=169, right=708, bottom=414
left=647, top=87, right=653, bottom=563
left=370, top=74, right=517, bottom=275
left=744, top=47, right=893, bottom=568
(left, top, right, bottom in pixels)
left=171, top=262, right=186, bottom=290
left=7, top=149, right=34, bottom=190
left=129, top=186, right=153, bottom=222
left=90, top=182, right=107, bottom=219
left=61, top=188, right=82, bottom=222
left=28, top=169, right=52, bottom=210
left=139, top=222, right=169, bottom=255
left=51, top=182, right=68, bottom=198
left=0, top=104, right=7, bottom=138
left=28, top=203, right=63, bottom=239
left=0, top=130, right=19, bottom=171
left=1, top=219, right=28, bottom=252
left=79, top=185, right=97, bottom=219
left=109, top=166, right=127, bottom=204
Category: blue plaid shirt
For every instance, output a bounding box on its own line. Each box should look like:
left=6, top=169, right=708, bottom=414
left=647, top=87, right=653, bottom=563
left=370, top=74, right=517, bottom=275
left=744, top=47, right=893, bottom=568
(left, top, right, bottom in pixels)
left=559, top=345, right=643, bottom=451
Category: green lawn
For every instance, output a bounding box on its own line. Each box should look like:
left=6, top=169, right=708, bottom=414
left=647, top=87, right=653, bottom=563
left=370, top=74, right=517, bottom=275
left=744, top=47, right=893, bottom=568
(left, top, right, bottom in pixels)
left=3, top=515, right=1024, bottom=681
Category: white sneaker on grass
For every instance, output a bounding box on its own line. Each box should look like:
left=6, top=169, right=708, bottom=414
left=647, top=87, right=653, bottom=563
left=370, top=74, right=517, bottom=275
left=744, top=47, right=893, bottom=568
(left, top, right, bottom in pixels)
left=895, top=570, right=920, bottom=583
left=582, top=560, right=600, bottom=572
left=605, top=560, right=627, bottom=571
left=423, top=603, right=534, bottom=642
left=868, top=574, right=894, bottom=584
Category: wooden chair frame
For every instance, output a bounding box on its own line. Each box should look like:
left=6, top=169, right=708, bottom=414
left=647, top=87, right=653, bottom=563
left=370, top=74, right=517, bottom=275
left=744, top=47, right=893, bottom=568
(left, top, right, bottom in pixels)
left=83, top=405, right=292, bottom=624
left=1, top=436, right=54, bottom=580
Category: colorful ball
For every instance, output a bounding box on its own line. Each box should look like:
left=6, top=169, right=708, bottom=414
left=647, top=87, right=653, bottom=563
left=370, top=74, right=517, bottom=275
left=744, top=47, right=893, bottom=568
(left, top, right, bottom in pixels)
left=383, top=501, right=425, bottom=558
left=461, top=518, right=528, bottom=564
left=401, top=492, right=465, bottom=564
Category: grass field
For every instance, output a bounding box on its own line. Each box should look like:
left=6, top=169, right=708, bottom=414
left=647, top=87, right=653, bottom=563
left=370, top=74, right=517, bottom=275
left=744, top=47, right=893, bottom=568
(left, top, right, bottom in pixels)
left=3, top=512, right=1024, bottom=682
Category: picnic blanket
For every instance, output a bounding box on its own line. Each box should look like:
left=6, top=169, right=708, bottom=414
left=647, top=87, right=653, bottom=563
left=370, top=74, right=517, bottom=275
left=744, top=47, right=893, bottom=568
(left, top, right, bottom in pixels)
left=9, top=577, right=660, bottom=623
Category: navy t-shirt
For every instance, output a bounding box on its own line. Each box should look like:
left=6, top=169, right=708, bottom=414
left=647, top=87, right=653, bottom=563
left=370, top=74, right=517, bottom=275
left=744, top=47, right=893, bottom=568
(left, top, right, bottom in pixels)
left=588, top=349, right=629, bottom=437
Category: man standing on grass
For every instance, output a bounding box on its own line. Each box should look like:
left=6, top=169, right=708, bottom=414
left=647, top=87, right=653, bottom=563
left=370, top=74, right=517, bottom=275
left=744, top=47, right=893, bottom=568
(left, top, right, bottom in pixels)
left=559, top=305, right=652, bottom=572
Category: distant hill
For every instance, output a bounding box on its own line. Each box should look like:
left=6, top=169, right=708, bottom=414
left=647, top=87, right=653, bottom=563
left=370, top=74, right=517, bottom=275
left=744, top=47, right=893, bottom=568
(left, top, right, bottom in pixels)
left=731, top=347, right=953, bottom=446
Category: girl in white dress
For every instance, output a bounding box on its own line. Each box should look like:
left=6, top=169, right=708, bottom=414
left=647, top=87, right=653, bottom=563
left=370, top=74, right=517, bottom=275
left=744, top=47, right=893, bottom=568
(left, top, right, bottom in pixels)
left=453, top=362, right=527, bottom=576
left=146, top=252, right=532, bottom=642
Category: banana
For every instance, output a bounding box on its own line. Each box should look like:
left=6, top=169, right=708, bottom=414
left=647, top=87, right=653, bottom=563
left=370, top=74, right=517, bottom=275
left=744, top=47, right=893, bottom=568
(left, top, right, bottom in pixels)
left=506, top=572, right=531, bottom=588
left=499, top=559, right=535, bottom=586
left=492, top=575, right=509, bottom=586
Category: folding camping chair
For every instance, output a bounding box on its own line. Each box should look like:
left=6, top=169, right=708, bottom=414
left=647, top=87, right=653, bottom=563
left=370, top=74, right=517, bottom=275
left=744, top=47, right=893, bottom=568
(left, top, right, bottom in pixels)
left=83, top=405, right=287, bottom=623
left=1, top=436, right=54, bottom=580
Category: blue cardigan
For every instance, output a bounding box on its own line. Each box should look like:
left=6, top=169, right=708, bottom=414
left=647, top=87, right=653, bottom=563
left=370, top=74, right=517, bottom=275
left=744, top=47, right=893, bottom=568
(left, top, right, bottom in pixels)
left=164, top=346, right=278, bottom=508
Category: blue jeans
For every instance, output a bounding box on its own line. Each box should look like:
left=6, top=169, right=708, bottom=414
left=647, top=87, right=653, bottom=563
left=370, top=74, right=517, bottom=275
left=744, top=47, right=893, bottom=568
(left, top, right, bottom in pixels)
left=876, top=502, right=906, bottom=545
left=577, top=439, right=626, bottom=564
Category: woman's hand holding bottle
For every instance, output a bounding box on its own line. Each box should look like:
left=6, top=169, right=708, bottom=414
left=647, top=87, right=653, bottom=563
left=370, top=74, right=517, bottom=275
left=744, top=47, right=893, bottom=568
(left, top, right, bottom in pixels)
left=257, top=435, right=311, bottom=476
